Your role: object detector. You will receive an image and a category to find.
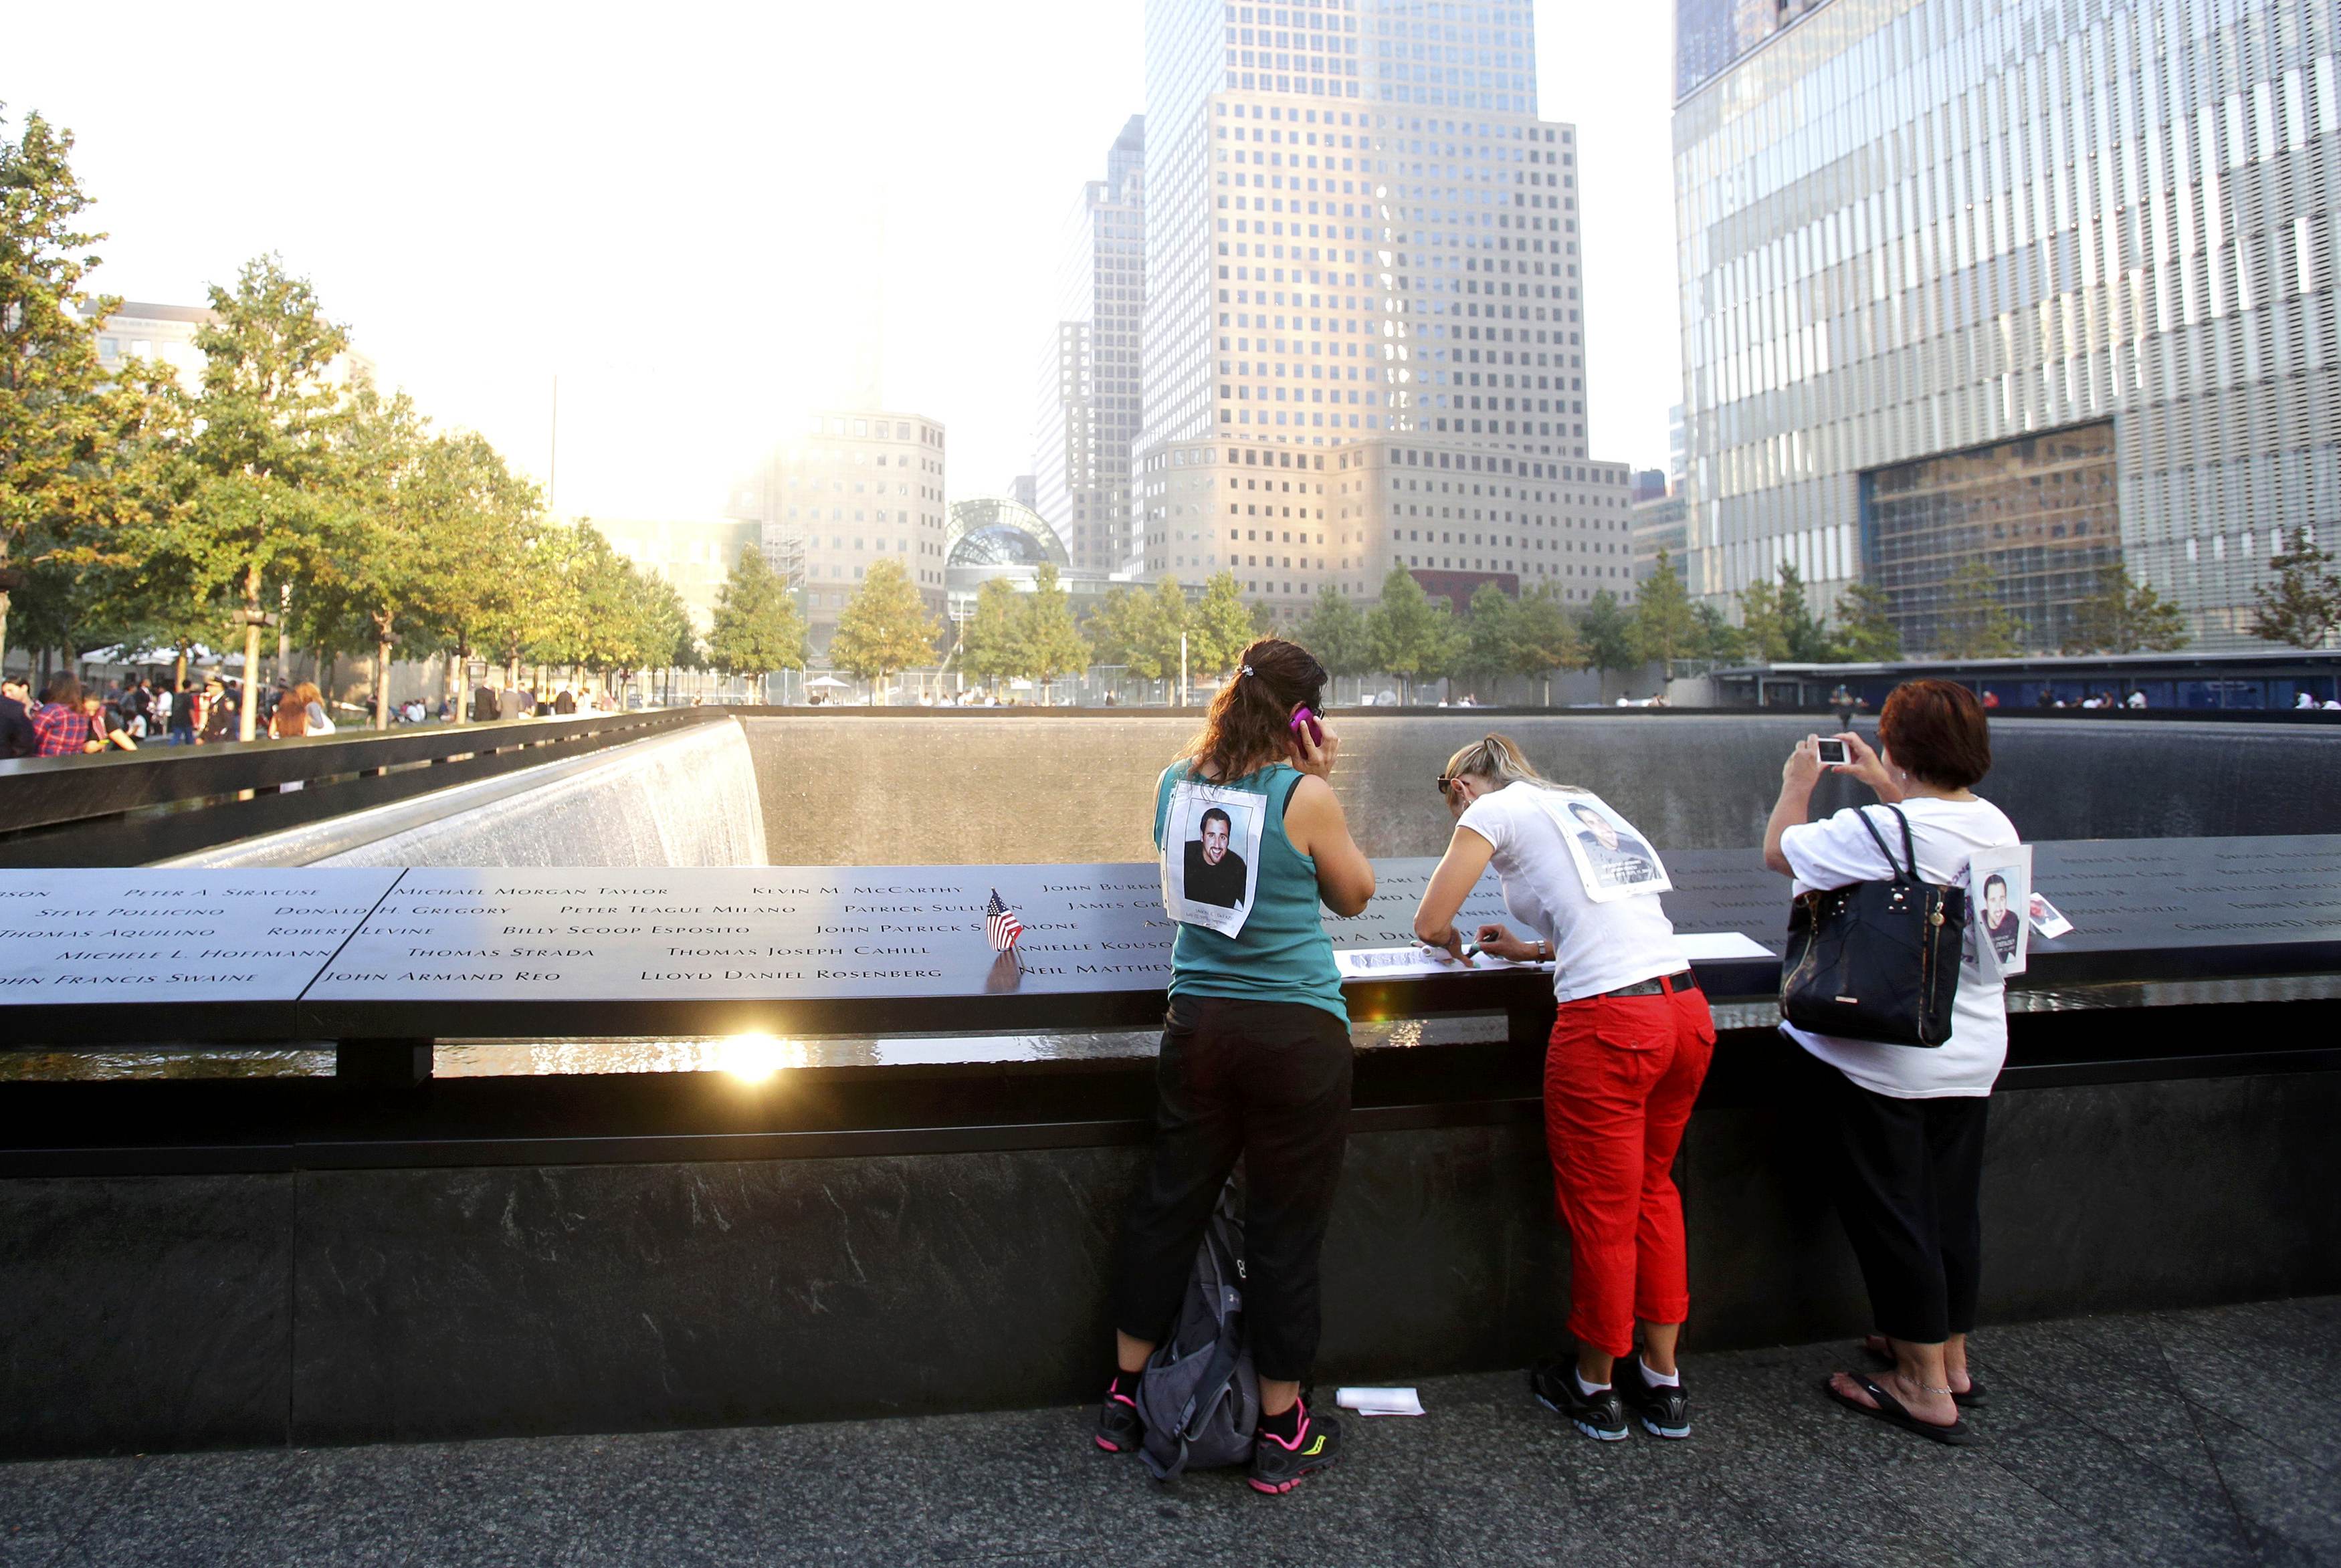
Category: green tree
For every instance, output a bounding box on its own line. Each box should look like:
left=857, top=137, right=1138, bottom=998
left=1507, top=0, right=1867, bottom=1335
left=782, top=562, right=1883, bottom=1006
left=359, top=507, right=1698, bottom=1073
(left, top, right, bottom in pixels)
left=1509, top=582, right=1583, bottom=704
left=1188, top=570, right=1257, bottom=679
left=2249, top=538, right=2341, bottom=649
left=0, top=106, right=165, bottom=669
left=829, top=557, right=939, bottom=700
left=1459, top=582, right=1518, bottom=698
left=1578, top=588, right=1638, bottom=678
left=1692, top=600, right=1746, bottom=664
left=706, top=543, right=807, bottom=696
left=1365, top=566, right=1463, bottom=702
left=318, top=382, right=441, bottom=728
left=635, top=574, right=698, bottom=703
left=1631, top=549, right=1698, bottom=675
left=1020, top=561, right=1091, bottom=700
left=1085, top=586, right=1138, bottom=669
left=399, top=430, right=538, bottom=720
left=957, top=576, right=1024, bottom=692
left=1831, top=580, right=1902, bottom=662
left=172, top=255, right=353, bottom=738
left=1936, top=558, right=2027, bottom=658
left=1295, top=585, right=1374, bottom=685
left=2062, top=561, right=2191, bottom=655
left=1774, top=564, right=1837, bottom=661
left=1736, top=575, right=1788, bottom=663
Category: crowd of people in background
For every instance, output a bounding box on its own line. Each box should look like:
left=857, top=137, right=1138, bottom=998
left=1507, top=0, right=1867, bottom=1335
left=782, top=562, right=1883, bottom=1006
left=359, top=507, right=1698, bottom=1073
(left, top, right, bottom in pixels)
left=0, top=671, right=660, bottom=758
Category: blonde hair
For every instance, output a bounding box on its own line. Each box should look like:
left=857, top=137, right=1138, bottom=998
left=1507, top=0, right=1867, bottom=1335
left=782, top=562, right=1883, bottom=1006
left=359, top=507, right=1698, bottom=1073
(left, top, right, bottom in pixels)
left=1441, top=732, right=1572, bottom=791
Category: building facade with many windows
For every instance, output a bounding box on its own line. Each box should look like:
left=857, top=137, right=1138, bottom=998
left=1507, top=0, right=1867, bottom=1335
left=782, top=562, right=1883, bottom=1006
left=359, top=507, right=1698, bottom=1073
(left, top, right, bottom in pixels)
left=1673, top=0, right=2340, bottom=652
left=726, top=411, right=949, bottom=650
left=1034, top=116, right=1148, bottom=575
left=1131, top=0, right=1637, bottom=620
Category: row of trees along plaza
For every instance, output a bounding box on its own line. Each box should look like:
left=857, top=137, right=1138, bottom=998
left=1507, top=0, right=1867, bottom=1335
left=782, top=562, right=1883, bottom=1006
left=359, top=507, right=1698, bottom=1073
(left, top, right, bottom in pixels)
left=1, top=108, right=701, bottom=740
left=13, top=106, right=2340, bottom=729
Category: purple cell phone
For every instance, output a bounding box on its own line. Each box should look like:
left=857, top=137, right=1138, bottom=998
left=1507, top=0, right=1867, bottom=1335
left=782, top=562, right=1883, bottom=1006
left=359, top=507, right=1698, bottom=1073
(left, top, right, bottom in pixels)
left=1289, top=707, right=1324, bottom=747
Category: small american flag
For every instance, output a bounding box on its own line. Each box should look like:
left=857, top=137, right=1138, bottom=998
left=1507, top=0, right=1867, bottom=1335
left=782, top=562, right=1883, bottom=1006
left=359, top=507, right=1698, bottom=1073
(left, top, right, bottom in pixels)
left=985, top=887, right=1023, bottom=952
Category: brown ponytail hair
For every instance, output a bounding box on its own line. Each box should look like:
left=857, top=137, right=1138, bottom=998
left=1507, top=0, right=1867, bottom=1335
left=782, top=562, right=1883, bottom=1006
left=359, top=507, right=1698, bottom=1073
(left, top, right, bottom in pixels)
left=1182, top=637, right=1327, bottom=782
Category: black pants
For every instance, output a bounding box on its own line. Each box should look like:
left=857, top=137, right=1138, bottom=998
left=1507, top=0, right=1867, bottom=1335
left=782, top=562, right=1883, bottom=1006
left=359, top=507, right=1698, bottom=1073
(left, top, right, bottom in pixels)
left=1810, top=1053, right=1989, bottom=1345
left=1110, top=995, right=1353, bottom=1383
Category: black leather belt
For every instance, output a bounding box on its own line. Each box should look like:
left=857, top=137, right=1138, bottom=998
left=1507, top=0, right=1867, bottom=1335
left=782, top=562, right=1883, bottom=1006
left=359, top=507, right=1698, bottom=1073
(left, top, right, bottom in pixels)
left=1601, top=970, right=1698, bottom=999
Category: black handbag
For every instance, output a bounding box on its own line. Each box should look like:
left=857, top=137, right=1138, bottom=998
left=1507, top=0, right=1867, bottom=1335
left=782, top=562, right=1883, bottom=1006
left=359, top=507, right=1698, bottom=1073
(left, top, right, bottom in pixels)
left=1779, top=804, right=1967, bottom=1047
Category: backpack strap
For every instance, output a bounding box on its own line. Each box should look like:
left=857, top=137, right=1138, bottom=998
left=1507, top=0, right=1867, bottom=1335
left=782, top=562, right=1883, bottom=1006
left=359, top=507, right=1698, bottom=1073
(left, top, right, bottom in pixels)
left=1174, top=1329, right=1245, bottom=1444
left=1855, top=804, right=1919, bottom=884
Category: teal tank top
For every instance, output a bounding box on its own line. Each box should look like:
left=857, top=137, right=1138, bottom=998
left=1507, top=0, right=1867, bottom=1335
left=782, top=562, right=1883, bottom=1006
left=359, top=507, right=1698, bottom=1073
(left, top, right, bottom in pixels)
left=1152, top=760, right=1346, bottom=1024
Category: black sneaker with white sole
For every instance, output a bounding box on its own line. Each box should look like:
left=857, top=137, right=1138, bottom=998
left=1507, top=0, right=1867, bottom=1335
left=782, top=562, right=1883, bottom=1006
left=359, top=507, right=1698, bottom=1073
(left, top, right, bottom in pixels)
left=1529, top=1359, right=1627, bottom=1442
left=1618, top=1355, right=1692, bottom=1438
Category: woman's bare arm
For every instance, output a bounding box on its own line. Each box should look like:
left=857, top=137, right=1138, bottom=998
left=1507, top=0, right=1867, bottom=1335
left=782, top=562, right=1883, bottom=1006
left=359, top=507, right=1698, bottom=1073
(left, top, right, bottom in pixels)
left=1412, top=825, right=1495, bottom=964
left=1285, top=774, right=1376, bottom=917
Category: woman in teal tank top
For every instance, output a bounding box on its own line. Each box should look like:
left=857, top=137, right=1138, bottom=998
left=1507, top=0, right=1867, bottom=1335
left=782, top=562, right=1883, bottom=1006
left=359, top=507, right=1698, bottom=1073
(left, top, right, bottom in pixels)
left=1093, top=638, right=1375, bottom=1494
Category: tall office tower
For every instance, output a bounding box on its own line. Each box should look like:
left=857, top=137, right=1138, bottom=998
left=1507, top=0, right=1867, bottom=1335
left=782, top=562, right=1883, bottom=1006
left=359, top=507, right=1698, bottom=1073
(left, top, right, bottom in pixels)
left=1133, top=0, right=1637, bottom=623
left=1673, top=0, right=2339, bottom=653
left=1035, top=117, right=1148, bottom=574
left=726, top=411, right=950, bottom=653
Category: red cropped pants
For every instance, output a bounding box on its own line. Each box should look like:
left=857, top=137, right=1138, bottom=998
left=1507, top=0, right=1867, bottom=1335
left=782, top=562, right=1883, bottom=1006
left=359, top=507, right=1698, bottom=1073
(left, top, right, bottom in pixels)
left=1544, top=978, right=1716, bottom=1359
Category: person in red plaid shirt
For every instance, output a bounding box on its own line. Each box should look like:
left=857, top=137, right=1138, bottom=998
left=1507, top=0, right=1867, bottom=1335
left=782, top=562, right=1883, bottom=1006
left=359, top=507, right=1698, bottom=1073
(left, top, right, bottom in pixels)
left=31, top=677, right=103, bottom=756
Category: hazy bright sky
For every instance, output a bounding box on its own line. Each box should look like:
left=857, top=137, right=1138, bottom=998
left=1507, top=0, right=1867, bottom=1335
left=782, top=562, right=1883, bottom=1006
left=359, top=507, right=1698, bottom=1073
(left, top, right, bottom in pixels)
left=9, top=1, right=1677, bottom=519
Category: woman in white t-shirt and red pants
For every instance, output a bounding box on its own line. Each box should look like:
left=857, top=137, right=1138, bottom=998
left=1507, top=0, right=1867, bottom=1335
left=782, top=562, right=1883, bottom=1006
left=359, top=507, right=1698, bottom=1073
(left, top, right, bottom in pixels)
left=1412, top=736, right=1715, bottom=1444
left=1765, top=679, right=2019, bottom=1447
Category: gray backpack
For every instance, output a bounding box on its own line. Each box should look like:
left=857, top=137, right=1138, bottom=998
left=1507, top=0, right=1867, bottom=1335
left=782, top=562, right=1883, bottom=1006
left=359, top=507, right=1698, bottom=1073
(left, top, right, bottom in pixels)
left=1136, top=1179, right=1259, bottom=1481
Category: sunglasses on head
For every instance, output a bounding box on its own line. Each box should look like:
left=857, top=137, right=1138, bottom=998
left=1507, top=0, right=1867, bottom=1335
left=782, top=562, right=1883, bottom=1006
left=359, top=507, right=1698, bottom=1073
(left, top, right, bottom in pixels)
left=1436, top=774, right=1459, bottom=796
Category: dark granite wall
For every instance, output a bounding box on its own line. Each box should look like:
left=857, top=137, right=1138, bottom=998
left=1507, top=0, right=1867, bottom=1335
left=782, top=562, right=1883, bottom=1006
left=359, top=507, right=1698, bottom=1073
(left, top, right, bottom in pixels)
left=7, top=1069, right=2335, bottom=1457
left=736, top=715, right=2341, bottom=864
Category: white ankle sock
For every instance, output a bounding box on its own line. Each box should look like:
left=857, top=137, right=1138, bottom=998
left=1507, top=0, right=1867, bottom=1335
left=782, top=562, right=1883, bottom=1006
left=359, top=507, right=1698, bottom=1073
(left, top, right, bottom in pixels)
left=1639, top=1356, right=1681, bottom=1387
left=1573, top=1367, right=1611, bottom=1397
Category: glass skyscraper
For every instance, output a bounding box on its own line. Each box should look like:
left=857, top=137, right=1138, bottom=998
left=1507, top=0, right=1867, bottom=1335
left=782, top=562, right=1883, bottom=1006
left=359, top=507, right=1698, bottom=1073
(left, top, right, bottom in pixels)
left=1035, top=116, right=1148, bottom=575
left=1129, top=0, right=1639, bottom=621
left=1673, top=0, right=2340, bottom=652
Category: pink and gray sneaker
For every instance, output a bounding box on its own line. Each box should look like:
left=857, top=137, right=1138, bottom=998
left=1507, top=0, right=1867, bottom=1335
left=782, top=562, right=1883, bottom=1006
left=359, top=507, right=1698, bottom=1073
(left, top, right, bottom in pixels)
left=1247, top=1399, right=1342, bottom=1494
left=1096, top=1376, right=1144, bottom=1454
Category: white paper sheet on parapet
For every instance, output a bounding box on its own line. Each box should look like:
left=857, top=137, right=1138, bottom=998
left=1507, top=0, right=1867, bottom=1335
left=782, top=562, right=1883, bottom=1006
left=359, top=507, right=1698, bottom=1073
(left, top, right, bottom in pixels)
left=1336, top=1387, right=1427, bottom=1416
left=1335, top=931, right=1770, bottom=980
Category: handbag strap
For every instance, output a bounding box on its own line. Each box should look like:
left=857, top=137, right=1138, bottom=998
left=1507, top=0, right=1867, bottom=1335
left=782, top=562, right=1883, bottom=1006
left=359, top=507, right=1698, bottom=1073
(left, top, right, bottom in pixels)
left=1854, top=804, right=1919, bottom=885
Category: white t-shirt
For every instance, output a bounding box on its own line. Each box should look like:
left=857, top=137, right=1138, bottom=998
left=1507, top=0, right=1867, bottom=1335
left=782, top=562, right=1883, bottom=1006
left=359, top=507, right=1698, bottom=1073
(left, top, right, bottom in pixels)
left=1457, top=782, right=1686, bottom=1004
left=1779, top=796, right=2021, bottom=1099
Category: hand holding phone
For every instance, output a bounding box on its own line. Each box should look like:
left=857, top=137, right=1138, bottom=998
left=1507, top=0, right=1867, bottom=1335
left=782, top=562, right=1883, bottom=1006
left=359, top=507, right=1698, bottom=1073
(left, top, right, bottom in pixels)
left=1288, top=706, right=1324, bottom=747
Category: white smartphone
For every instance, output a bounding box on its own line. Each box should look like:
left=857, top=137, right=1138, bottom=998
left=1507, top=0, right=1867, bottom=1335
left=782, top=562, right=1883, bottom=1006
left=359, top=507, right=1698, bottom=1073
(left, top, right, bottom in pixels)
left=1815, top=738, right=1851, bottom=766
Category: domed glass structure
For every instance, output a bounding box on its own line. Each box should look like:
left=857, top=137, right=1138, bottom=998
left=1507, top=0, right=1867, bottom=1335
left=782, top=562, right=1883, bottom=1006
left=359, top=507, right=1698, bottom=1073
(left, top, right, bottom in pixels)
left=945, top=498, right=1070, bottom=570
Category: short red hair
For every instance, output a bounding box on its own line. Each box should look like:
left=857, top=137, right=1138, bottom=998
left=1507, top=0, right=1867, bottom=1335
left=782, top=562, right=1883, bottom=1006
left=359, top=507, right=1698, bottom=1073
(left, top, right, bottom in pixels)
left=1879, top=679, right=1991, bottom=789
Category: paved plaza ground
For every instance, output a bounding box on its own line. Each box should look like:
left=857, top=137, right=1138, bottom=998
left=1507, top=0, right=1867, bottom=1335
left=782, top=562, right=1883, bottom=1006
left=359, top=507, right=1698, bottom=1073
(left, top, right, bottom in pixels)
left=3, top=1295, right=2334, bottom=1567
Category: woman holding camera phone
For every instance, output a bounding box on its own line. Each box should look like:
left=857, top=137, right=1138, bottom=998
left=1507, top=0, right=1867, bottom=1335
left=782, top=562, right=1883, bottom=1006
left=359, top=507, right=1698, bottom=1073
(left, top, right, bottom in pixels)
left=1411, top=735, right=1713, bottom=1444
left=1096, top=637, right=1375, bottom=1494
left=1763, top=679, right=2018, bottom=1446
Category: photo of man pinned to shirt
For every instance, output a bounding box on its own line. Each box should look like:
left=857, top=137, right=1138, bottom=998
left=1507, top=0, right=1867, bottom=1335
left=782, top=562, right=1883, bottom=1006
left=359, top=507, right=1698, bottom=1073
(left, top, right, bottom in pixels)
left=1548, top=794, right=1671, bottom=902
left=1183, top=806, right=1249, bottom=909
left=1965, top=845, right=2032, bottom=978
left=1159, top=778, right=1267, bottom=939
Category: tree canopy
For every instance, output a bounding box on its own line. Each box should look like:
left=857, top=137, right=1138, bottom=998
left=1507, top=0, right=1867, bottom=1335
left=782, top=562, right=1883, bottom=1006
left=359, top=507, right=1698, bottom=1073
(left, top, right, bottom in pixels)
left=1294, top=586, right=1372, bottom=679
left=1935, top=558, right=2028, bottom=658
left=829, top=558, right=940, bottom=696
left=1364, top=566, right=1462, bottom=699
left=1631, top=550, right=1698, bottom=673
left=706, top=544, right=807, bottom=680
left=2249, top=538, right=2340, bottom=649
left=2062, top=561, right=2190, bottom=655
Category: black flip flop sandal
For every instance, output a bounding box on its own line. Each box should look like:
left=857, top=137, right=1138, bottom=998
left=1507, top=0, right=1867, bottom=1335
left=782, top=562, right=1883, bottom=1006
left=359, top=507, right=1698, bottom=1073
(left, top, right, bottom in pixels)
left=1825, top=1374, right=1974, bottom=1446
left=1859, top=1339, right=1989, bottom=1406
